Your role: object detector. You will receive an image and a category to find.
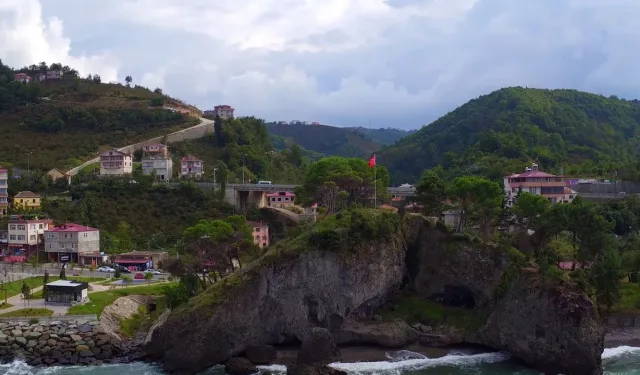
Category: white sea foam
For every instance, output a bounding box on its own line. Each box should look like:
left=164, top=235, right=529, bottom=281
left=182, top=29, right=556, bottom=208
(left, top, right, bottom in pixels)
left=602, top=346, right=640, bottom=360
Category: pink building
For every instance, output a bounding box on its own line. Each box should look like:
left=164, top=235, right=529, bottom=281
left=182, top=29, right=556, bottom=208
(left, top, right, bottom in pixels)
left=504, top=163, right=577, bottom=205
left=180, top=155, right=204, bottom=179
left=7, top=217, right=53, bottom=260
left=14, top=73, right=32, bottom=83
left=142, top=144, right=169, bottom=157
left=214, top=105, right=234, bottom=120
left=267, top=192, right=296, bottom=208
left=248, top=221, right=269, bottom=249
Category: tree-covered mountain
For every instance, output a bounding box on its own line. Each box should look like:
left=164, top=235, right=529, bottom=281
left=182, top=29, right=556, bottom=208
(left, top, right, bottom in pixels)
left=0, top=60, right=199, bottom=170
left=265, top=122, right=413, bottom=158
left=379, top=87, right=640, bottom=184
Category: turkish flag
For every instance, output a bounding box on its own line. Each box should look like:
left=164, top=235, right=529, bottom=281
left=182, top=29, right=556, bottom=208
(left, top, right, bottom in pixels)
left=368, top=154, right=376, bottom=168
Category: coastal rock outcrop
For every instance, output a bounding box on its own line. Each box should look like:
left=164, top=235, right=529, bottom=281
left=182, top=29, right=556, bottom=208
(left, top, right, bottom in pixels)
left=287, top=328, right=345, bottom=375
left=404, top=214, right=605, bottom=375
left=333, top=319, right=418, bottom=348
left=146, top=216, right=406, bottom=374
left=478, top=273, right=605, bottom=375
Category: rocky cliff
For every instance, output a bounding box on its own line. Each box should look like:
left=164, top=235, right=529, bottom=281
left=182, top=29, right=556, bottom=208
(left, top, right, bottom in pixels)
left=404, top=214, right=605, bottom=375
left=146, top=210, right=405, bottom=374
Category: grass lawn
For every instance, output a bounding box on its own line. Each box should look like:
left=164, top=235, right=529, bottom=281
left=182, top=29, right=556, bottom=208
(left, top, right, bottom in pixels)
left=0, top=276, right=107, bottom=299
left=0, top=308, right=53, bottom=317
left=0, top=303, right=13, bottom=309
left=612, top=281, right=640, bottom=313
left=68, top=283, right=172, bottom=318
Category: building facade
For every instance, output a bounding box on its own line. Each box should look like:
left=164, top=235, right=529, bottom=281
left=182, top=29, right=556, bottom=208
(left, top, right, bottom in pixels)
left=44, top=223, right=101, bottom=265
left=180, top=155, right=204, bottom=179
left=141, top=144, right=173, bottom=181
left=214, top=105, right=234, bottom=120
left=8, top=218, right=53, bottom=259
left=13, top=191, right=41, bottom=209
left=100, top=149, right=133, bottom=176
left=0, top=168, right=7, bottom=216
left=267, top=192, right=296, bottom=208
left=504, top=163, right=577, bottom=205
left=14, top=73, right=32, bottom=83
left=249, top=221, right=269, bottom=249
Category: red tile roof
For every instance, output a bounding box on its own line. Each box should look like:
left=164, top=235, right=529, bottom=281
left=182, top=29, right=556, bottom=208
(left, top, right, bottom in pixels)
left=266, top=192, right=296, bottom=197
left=15, top=191, right=40, bottom=198
left=181, top=155, right=202, bottom=162
left=48, top=223, right=99, bottom=232
left=506, top=170, right=558, bottom=178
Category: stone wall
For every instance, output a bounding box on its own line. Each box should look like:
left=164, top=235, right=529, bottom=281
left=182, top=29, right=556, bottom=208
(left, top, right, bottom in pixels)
left=0, top=320, right=125, bottom=366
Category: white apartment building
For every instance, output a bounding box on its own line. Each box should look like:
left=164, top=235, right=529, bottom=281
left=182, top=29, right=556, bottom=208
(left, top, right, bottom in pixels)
left=44, top=223, right=101, bottom=265
left=8, top=218, right=52, bottom=258
left=180, top=155, right=204, bottom=179
left=0, top=168, right=7, bottom=216
left=100, top=149, right=133, bottom=176
left=141, top=144, right=173, bottom=181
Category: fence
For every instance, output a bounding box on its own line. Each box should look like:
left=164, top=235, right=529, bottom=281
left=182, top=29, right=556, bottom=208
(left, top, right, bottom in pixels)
left=0, top=314, right=97, bottom=323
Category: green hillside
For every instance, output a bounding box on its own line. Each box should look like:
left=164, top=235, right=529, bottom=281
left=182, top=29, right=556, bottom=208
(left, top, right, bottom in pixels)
left=379, top=87, right=640, bottom=183
left=265, top=122, right=382, bottom=158
left=0, top=60, right=199, bottom=170
left=352, top=127, right=416, bottom=146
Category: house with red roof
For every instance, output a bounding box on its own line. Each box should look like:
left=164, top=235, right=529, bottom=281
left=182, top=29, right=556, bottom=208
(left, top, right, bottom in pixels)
left=267, top=191, right=296, bottom=208
left=504, top=163, right=577, bottom=206
left=44, top=223, right=102, bottom=265
left=14, top=73, right=32, bottom=83
left=180, top=155, right=204, bottom=179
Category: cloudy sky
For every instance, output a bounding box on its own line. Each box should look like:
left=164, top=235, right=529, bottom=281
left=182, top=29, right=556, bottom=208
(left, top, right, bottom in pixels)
left=1, top=0, right=639, bottom=129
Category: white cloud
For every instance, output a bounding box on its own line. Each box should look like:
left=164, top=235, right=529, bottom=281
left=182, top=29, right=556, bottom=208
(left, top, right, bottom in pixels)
left=5, top=0, right=640, bottom=129
left=0, top=0, right=119, bottom=81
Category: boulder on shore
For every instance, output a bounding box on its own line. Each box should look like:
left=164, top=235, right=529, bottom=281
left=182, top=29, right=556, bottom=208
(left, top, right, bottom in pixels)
left=287, top=328, right=343, bottom=375
left=245, top=345, right=276, bottom=365
left=225, top=357, right=257, bottom=375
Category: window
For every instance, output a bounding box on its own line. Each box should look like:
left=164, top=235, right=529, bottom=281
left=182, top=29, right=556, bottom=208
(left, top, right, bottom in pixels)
left=39, top=224, right=43, bottom=229
left=29, top=235, right=35, bottom=240
left=9, top=225, right=15, bottom=230
left=30, top=224, right=35, bottom=230
left=255, top=228, right=260, bottom=232
left=83, top=233, right=88, bottom=238
left=262, top=243, right=267, bottom=247
left=60, top=243, right=65, bottom=249
left=47, top=233, right=54, bottom=238
left=17, top=225, right=25, bottom=230
left=32, top=199, right=36, bottom=203
left=9, top=235, right=15, bottom=241
left=17, top=235, right=25, bottom=241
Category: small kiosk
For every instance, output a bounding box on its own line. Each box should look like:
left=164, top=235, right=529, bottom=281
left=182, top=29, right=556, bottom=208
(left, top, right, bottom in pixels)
left=44, top=280, right=89, bottom=304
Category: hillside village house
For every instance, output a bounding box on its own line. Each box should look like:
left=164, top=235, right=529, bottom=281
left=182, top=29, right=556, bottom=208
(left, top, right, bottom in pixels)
left=214, top=105, right=234, bottom=120
left=504, top=163, right=577, bottom=205
left=8, top=217, right=52, bottom=260
left=44, top=223, right=103, bottom=265
left=114, top=250, right=168, bottom=271
left=141, top=144, right=173, bottom=181
left=14, top=73, right=32, bottom=83
left=249, top=221, right=269, bottom=249
left=267, top=192, right=296, bottom=208
left=180, top=155, right=204, bottom=179
left=13, top=191, right=41, bottom=209
left=0, top=168, right=7, bottom=216
left=100, top=149, right=133, bottom=176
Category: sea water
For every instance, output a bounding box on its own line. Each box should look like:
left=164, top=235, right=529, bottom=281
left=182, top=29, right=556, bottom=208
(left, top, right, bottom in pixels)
left=0, top=346, right=638, bottom=375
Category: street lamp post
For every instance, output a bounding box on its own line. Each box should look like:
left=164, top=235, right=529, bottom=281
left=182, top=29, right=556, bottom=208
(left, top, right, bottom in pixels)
left=214, top=168, right=218, bottom=185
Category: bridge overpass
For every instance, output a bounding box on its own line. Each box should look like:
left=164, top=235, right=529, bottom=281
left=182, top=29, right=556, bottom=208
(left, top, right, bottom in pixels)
left=178, top=182, right=415, bottom=210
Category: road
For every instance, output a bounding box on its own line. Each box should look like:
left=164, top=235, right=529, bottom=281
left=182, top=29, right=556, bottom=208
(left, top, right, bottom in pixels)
left=0, top=264, right=167, bottom=282
left=66, top=115, right=214, bottom=177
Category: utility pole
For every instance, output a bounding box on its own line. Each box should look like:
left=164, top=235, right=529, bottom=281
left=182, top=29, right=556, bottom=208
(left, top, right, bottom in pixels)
left=26, top=152, right=33, bottom=174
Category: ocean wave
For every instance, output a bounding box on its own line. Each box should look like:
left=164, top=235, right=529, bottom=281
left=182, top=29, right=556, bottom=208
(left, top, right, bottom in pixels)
left=602, top=346, right=640, bottom=360
left=328, top=351, right=511, bottom=373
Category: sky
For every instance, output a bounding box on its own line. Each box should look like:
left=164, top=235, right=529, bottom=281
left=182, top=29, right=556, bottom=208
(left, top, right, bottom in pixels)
left=1, top=0, right=639, bottom=130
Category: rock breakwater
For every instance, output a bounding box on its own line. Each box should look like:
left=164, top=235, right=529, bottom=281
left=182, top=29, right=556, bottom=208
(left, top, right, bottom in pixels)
left=0, top=320, right=127, bottom=366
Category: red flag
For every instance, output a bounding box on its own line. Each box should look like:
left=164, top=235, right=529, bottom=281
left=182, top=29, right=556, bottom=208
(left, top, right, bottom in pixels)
left=368, top=154, right=376, bottom=168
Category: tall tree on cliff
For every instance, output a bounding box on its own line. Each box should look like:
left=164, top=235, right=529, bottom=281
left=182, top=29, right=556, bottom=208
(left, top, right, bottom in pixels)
left=214, top=115, right=225, bottom=147
left=415, top=170, right=448, bottom=216
left=449, top=176, right=503, bottom=239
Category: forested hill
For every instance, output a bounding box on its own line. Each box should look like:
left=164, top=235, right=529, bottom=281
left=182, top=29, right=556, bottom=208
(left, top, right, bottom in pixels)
left=265, top=122, right=413, bottom=158
left=0, top=60, right=199, bottom=170
left=378, top=87, right=640, bottom=184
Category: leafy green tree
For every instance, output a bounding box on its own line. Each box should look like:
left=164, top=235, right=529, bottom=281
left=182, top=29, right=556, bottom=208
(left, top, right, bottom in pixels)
left=144, top=272, right=153, bottom=284
left=415, top=170, right=447, bottom=216
left=590, top=246, right=623, bottom=311
left=42, top=271, right=50, bottom=300
left=59, top=266, right=66, bottom=280
left=114, top=221, right=134, bottom=253
left=511, top=192, right=551, bottom=232
left=125, top=75, right=133, bottom=86
left=214, top=115, right=224, bottom=146
left=449, top=176, right=503, bottom=238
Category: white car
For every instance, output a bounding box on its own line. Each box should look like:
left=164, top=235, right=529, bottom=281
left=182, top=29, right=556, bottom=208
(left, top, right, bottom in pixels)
left=144, top=269, right=161, bottom=275
left=97, top=266, right=115, bottom=272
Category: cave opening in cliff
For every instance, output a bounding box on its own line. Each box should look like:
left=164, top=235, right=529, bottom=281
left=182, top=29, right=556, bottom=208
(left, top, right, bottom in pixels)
left=429, top=285, right=476, bottom=309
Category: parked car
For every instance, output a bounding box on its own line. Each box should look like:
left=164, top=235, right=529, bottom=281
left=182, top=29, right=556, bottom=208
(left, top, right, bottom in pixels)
left=144, top=269, right=161, bottom=275
left=116, top=265, right=131, bottom=273
left=134, top=273, right=145, bottom=280
left=97, top=266, right=115, bottom=273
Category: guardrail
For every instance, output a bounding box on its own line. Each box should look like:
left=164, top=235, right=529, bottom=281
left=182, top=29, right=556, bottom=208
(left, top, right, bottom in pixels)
left=0, top=314, right=98, bottom=322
